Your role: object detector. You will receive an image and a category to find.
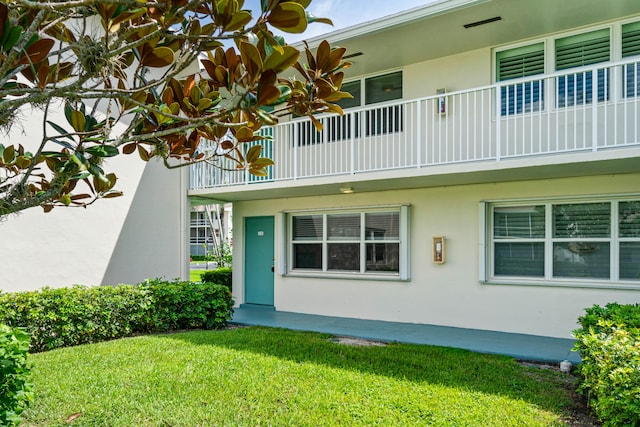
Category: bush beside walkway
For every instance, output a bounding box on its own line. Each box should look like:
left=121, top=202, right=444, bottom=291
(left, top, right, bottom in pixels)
left=0, top=279, right=233, bottom=353
left=573, top=303, right=640, bottom=426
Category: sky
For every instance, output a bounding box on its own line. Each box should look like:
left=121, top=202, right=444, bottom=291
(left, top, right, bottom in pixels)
left=245, top=0, right=438, bottom=43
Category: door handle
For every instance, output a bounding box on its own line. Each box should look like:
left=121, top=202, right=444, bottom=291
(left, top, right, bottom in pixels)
left=271, top=265, right=274, bottom=272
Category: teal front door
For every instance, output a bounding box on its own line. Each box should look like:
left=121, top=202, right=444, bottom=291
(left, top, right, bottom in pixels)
left=244, top=216, right=275, bottom=306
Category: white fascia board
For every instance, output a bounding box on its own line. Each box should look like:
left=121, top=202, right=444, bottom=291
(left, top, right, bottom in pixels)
left=295, top=0, right=490, bottom=48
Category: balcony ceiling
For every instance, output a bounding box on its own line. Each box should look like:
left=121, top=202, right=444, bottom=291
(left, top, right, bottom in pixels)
left=299, top=0, right=640, bottom=77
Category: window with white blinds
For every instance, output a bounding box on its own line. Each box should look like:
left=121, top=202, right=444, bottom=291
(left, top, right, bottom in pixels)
left=495, top=21, right=640, bottom=113
left=288, top=207, right=408, bottom=278
left=555, top=29, right=610, bottom=107
left=489, top=199, right=640, bottom=284
left=623, top=21, right=640, bottom=97
left=496, top=43, right=544, bottom=115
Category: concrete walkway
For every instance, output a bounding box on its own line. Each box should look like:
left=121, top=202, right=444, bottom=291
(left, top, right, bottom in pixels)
left=231, top=306, right=581, bottom=364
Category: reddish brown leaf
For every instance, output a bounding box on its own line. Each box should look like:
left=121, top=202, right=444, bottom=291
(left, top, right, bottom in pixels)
left=122, top=143, right=137, bottom=155
left=17, top=38, right=55, bottom=66
left=141, top=46, right=174, bottom=67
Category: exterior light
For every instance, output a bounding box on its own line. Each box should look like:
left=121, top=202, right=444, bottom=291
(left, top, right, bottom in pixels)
left=340, top=187, right=354, bottom=194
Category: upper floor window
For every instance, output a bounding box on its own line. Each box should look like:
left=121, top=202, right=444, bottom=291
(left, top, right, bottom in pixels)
left=496, top=20, right=640, bottom=114
left=623, top=21, right=640, bottom=97
left=297, top=71, right=403, bottom=145
left=555, top=29, right=610, bottom=107
left=496, top=43, right=544, bottom=115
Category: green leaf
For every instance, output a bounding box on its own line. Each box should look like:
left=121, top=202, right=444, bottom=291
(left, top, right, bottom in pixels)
left=49, top=139, right=75, bottom=150
left=69, top=110, right=86, bottom=133
left=46, top=121, right=72, bottom=139
left=263, top=46, right=300, bottom=73
left=88, top=163, right=105, bottom=180
left=268, top=2, right=308, bottom=33
left=306, top=12, right=333, bottom=26
left=246, top=144, right=262, bottom=163
left=3, top=144, right=14, bottom=163
left=85, top=145, right=119, bottom=158
left=2, top=26, right=23, bottom=52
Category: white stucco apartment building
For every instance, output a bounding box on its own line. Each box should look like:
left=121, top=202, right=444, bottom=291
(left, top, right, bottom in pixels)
left=190, top=0, right=640, bottom=339
left=3, top=0, right=638, bottom=341
left=0, top=107, right=189, bottom=291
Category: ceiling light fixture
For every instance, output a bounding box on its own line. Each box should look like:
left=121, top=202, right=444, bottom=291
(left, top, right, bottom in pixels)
left=463, top=16, right=502, bottom=29
left=340, top=187, right=354, bottom=194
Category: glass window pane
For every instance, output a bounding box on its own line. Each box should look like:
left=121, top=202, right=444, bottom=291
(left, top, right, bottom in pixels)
left=365, top=212, right=399, bottom=240
left=327, top=214, right=360, bottom=240
left=494, top=242, right=544, bottom=277
left=293, top=215, right=323, bottom=240
left=293, top=243, right=322, bottom=269
left=624, top=63, right=640, bottom=98
left=493, top=206, right=545, bottom=238
left=553, top=242, right=610, bottom=279
left=619, top=201, right=640, bottom=238
left=620, top=242, right=640, bottom=280
left=556, top=69, right=609, bottom=107
left=365, top=71, right=402, bottom=104
left=553, top=203, right=610, bottom=238
left=366, top=243, right=399, bottom=272
left=337, top=81, right=361, bottom=109
left=501, top=80, right=544, bottom=115
left=328, top=243, right=360, bottom=271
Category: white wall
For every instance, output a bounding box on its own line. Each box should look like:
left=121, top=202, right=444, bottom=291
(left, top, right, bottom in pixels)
left=233, top=173, right=640, bottom=339
left=0, top=106, right=187, bottom=292
left=403, top=47, right=491, bottom=98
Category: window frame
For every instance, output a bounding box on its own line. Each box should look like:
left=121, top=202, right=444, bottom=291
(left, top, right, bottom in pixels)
left=493, top=18, right=640, bottom=115
left=481, top=196, right=640, bottom=289
left=496, top=42, right=546, bottom=116
left=284, top=205, right=410, bottom=280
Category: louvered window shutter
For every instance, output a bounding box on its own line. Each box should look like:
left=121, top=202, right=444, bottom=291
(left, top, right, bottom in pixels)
left=555, top=29, right=610, bottom=107
left=622, top=21, right=640, bottom=97
left=496, top=43, right=544, bottom=115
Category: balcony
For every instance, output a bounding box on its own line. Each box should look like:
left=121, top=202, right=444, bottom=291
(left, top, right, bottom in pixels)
left=190, top=59, right=640, bottom=193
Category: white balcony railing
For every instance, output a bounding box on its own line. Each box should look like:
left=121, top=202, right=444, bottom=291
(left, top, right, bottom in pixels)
left=190, top=59, right=640, bottom=190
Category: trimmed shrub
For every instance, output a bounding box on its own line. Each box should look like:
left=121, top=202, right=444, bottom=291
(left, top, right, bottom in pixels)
left=573, top=303, right=640, bottom=426
left=0, top=285, right=154, bottom=352
left=0, top=324, right=33, bottom=426
left=201, top=268, right=232, bottom=293
left=142, top=279, right=233, bottom=330
left=0, top=280, right=233, bottom=353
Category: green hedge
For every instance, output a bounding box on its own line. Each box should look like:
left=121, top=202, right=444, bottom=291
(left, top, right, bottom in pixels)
left=0, top=324, right=33, bottom=426
left=0, top=280, right=234, bottom=353
left=200, top=268, right=232, bottom=293
left=573, top=303, right=640, bottom=426
left=145, top=278, right=233, bottom=330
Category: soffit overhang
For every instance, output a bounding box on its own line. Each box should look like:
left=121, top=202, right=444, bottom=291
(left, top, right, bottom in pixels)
left=295, top=0, right=640, bottom=77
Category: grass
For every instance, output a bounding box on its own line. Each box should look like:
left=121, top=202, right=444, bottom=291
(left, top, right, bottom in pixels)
left=23, top=327, right=580, bottom=426
left=189, top=269, right=206, bottom=282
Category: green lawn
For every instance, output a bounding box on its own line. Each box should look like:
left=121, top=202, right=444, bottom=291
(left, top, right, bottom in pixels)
left=189, top=269, right=206, bottom=282
left=23, top=327, right=581, bottom=426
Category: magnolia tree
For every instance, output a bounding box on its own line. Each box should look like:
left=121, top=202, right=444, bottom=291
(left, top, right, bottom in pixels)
left=0, top=0, right=350, bottom=217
